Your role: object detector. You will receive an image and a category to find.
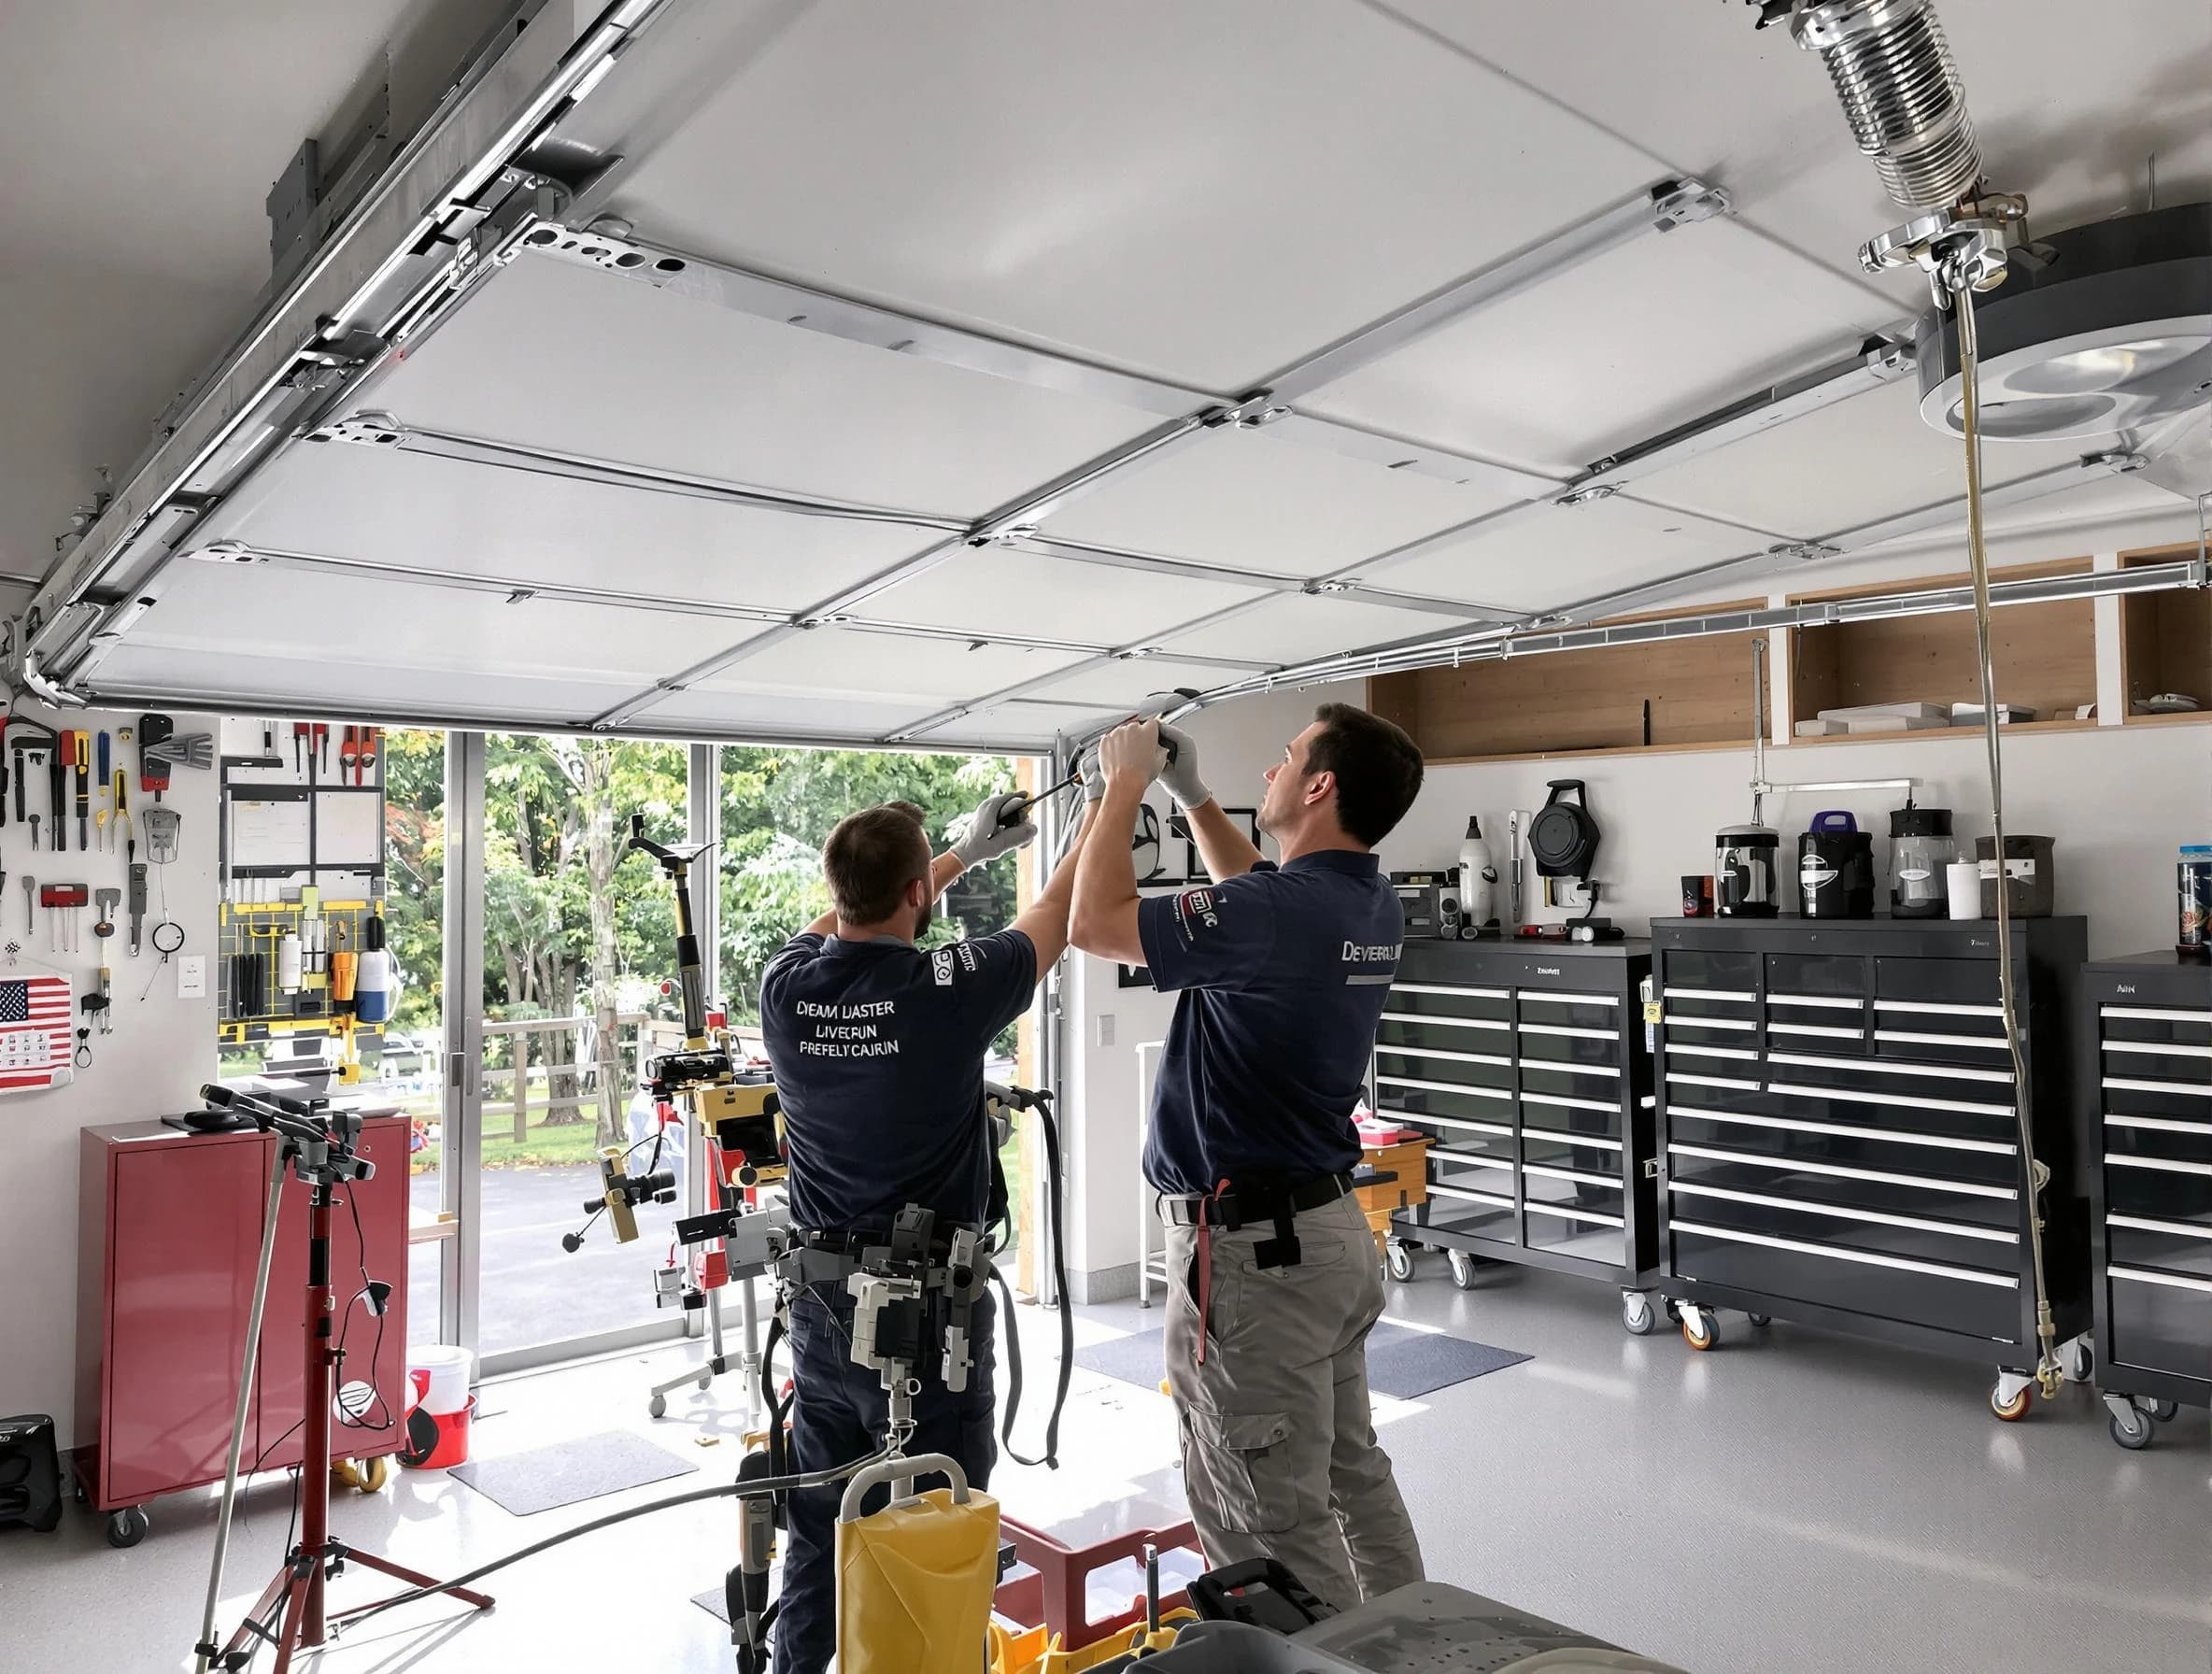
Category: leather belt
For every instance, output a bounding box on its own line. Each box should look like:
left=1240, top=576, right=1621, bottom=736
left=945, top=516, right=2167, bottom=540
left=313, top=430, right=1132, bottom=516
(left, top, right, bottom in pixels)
left=1157, top=1170, right=1354, bottom=1229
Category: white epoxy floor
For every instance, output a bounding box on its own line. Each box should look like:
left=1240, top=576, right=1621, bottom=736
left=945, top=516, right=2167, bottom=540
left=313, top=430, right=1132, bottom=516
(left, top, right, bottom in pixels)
left=5, top=1263, right=2205, bottom=1672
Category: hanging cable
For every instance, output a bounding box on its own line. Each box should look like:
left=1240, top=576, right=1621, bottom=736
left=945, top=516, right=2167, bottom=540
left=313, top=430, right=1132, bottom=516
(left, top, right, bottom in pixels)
left=1954, top=281, right=2059, bottom=1396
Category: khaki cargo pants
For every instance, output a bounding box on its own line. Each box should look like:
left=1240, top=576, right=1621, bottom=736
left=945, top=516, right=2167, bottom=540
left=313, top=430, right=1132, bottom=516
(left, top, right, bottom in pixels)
left=1161, top=1190, right=1425, bottom=1610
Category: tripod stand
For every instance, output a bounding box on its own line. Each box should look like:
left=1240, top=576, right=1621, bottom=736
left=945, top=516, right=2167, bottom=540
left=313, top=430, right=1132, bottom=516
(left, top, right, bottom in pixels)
left=192, top=1085, right=491, bottom=1673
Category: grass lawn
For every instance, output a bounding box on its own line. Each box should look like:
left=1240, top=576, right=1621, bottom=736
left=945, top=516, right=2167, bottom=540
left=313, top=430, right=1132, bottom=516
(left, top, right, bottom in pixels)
left=411, top=1105, right=615, bottom=1172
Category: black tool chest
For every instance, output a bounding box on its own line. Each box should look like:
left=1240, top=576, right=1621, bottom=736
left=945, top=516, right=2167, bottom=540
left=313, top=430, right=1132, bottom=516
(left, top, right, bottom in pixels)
left=1651, top=915, right=2090, bottom=1413
left=2080, top=951, right=2212, bottom=1449
left=1373, top=940, right=1661, bottom=1329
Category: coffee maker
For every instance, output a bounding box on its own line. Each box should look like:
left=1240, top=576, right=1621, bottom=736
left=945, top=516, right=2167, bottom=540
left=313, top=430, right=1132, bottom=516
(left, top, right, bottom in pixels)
left=1714, top=824, right=1780, bottom=917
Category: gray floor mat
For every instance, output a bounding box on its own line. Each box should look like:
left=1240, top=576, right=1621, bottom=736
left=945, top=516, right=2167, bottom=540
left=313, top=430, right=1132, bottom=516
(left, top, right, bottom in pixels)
left=450, top=1429, right=698, bottom=1516
left=1075, top=1322, right=1528, bottom=1400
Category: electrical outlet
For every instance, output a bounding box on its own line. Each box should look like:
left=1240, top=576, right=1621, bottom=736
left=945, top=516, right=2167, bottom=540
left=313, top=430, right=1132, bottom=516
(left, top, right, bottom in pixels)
left=177, top=955, right=206, bottom=1000
left=1098, top=1014, right=1115, bottom=1047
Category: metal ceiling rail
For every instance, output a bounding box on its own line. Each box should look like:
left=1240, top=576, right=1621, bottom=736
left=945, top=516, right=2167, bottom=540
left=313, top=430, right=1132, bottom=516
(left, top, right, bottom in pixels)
left=1171, top=554, right=2209, bottom=712
left=14, top=0, right=684, bottom=703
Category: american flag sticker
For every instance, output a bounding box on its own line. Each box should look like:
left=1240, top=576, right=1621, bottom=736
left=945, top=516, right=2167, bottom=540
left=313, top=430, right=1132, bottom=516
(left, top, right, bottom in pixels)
left=0, top=970, right=76, bottom=1093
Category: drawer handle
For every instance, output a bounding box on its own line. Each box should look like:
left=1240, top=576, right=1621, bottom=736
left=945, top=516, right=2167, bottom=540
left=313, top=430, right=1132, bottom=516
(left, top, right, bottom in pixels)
left=1766, top=993, right=1865, bottom=1011
left=2102, top=1075, right=2212, bottom=1098
left=1431, top=1148, right=1515, bottom=1169
left=1379, top=1109, right=1512, bottom=1137
left=1381, top=1011, right=1510, bottom=1032
left=2103, top=1113, right=2212, bottom=1137
left=1767, top=1080, right=2015, bottom=1120
left=1765, top=1022, right=1865, bottom=1040
left=1395, top=984, right=1510, bottom=1000
left=1522, top=1091, right=1620, bottom=1114
left=1673, top=1105, right=2017, bottom=1156
left=1527, top=1131, right=1623, bottom=1153
left=1670, top=1219, right=2019, bottom=1287
left=2106, top=1153, right=2212, bottom=1177
left=2103, top=1040, right=2212, bottom=1061
left=1666, top=1141, right=2018, bottom=1200
left=2110, top=1212, right=2212, bottom=1239
left=1376, top=1073, right=1510, bottom=1101
left=1524, top=1162, right=1617, bottom=1188
left=1518, top=1023, right=1615, bottom=1040
left=1765, top=1050, right=2012, bottom=1085
left=2100, top=1006, right=2212, bottom=1024
left=1873, top=1000, right=2003, bottom=1018
left=1374, top=1043, right=1514, bottom=1068
left=1668, top=1180, right=2018, bottom=1244
left=1524, top=1201, right=1624, bottom=1227
left=2108, top=1264, right=2212, bottom=1295
left=1518, top=989, right=1620, bottom=1007
left=1522, top=1059, right=1622, bottom=1078
left=1663, top=987, right=1755, bottom=1003
left=1666, top=1071, right=1763, bottom=1091
left=1664, top=1015, right=1758, bottom=1032
left=1872, top=1029, right=2010, bottom=1052
left=1665, top=1043, right=1761, bottom=1062
left=1428, top=1184, right=1515, bottom=1209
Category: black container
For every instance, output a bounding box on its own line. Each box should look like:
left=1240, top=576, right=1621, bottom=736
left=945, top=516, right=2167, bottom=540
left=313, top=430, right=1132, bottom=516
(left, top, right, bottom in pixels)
left=1889, top=802, right=1956, bottom=919
left=1798, top=810, right=1874, bottom=918
left=0, top=1413, right=62, bottom=1534
left=1714, top=826, right=1780, bottom=917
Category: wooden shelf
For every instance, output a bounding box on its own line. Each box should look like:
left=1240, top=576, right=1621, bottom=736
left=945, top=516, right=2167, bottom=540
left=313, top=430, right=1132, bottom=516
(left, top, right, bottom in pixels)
left=1777, top=716, right=2102, bottom=747
left=1788, top=558, right=2096, bottom=738
left=2119, top=542, right=2210, bottom=726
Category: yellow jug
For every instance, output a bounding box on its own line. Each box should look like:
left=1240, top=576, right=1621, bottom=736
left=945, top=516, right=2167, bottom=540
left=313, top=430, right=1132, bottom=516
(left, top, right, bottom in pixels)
left=836, top=1453, right=1001, bottom=1674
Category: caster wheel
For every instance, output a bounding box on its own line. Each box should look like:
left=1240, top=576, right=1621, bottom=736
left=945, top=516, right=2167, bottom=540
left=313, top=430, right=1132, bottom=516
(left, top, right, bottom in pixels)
left=105, top=1506, right=149, bottom=1549
left=1680, top=1309, right=1719, bottom=1352
left=1746, top=1312, right=1771, bottom=1328
left=648, top=1394, right=668, bottom=1420
left=1622, top=1293, right=1657, bottom=1337
left=2108, top=1405, right=2154, bottom=1450
left=2062, top=1341, right=2093, bottom=1383
left=1447, top=1250, right=1477, bottom=1290
left=354, top=1455, right=390, bottom=1494
left=2147, top=1398, right=2180, bottom=1424
left=73, top=1479, right=90, bottom=1508
left=1385, top=1241, right=1415, bottom=1284
left=1990, top=1383, right=2033, bottom=1423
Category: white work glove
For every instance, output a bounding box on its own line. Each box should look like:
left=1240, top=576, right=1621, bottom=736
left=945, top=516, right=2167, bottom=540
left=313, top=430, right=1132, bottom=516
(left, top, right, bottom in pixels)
left=951, top=790, right=1036, bottom=870
left=1156, top=721, right=1211, bottom=809
left=1078, top=744, right=1106, bottom=802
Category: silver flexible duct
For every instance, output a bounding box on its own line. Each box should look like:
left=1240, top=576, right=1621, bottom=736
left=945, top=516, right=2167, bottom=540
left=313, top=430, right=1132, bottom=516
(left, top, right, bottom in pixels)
left=1792, top=0, right=1984, bottom=210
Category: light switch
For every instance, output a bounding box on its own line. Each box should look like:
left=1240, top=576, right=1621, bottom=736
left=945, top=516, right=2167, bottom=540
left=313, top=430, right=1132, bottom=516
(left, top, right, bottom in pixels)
left=177, top=955, right=206, bottom=1000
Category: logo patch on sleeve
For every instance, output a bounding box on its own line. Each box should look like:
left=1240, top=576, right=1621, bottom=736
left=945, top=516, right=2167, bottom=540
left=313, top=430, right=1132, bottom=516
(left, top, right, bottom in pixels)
left=1176, top=887, right=1220, bottom=937
left=932, top=948, right=956, bottom=986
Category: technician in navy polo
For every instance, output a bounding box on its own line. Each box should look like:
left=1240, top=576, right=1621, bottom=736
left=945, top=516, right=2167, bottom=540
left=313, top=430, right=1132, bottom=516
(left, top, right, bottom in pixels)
left=761, top=791, right=1094, bottom=1674
left=1071, top=703, right=1427, bottom=1610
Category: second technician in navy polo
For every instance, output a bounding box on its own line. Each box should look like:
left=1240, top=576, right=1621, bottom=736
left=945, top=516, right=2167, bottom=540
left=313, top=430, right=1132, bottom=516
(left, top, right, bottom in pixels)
left=1071, top=703, right=1427, bottom=1610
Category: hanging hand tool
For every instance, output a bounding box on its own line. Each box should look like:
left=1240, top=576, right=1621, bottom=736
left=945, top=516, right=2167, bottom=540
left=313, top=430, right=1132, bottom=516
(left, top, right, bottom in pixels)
left=358, top=725, right=379, bottom=787
left=138, top=714, right=175, bottom=802
left=340, top=726, right=358, bottom=785
left=73, top=732, right=91, bottom=849
left=126, top=862, right=147, bottom=956
left=292, top=721, right=309, bottom=776
left=0, top=716, right=9, bottom=830
left=313, top=721, right=330, bottom=777
left=94, top=887, right=119, bottom=942
left=145, top=732, right=214, bottom=772
left=84, top=963, right=111, bottom=1037
left=113, top=771, right=130, bottom=858
left=95, top=732, right=111, bottom=848
left=27, top=811, right=39, bottom=852
left=144, top=807, right=180, bottom=865
left=49, top=740, right=66, bottom=851
left=20, top=874, right=33, bottom=937
left=43, top=884, right=87, bottom=954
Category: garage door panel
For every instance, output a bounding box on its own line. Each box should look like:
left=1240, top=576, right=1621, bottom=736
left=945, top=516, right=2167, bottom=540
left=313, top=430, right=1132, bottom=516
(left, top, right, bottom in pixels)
left=858, top=546, right=1269, bottom=646
left=914, top=700, right=1126, bottom=749
left=1020, top=657, right=1260, bottom=709
left=1042, top=428, right=1521, bottom=577
left=1160, top=593, right=1461, bottom=665
left=194, top=435, right=934, bottom=611
left=587, top=0, right=1665, bottom=390
left=137, top=561, right=759, bottom=684
left=368, top=251, right=1162, bottom=519
left=636, top=688, right=943, bottom=743
left=698, top=628, right=1090, bottom=702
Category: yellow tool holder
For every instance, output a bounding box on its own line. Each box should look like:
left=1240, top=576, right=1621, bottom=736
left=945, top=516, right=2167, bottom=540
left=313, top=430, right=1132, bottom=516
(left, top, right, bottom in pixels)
left=216, top=899, right=389, bottom=1047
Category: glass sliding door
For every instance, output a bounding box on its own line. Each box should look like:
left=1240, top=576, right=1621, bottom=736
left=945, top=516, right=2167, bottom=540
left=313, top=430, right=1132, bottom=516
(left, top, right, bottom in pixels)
left=473, top=732, right=691, bottom=1366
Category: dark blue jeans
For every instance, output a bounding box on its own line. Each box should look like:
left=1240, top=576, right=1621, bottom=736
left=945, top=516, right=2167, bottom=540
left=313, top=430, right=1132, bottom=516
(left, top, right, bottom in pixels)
left=773, top=1284, right=999, bottom=1674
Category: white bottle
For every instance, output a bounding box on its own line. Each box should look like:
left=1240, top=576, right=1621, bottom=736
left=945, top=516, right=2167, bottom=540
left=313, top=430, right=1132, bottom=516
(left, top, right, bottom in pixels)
left=1458, top=816, right=1496, bottom=930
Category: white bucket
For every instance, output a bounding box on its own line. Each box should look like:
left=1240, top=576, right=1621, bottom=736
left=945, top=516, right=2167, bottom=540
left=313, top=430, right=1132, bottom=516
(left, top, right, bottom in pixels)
left=409, top=1344, right=475, bottom=1416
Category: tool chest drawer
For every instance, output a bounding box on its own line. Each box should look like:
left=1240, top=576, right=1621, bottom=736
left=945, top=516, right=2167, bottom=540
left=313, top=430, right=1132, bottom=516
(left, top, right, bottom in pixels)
left=1652, top=915, right=2087, bottom=1385
left=2084, top=952, right=2212, bottom=1412
left=1378, top=940, right=1654, bottom=1299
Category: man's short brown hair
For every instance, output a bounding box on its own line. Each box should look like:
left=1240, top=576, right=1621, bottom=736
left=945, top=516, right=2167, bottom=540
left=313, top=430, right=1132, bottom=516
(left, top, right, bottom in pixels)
left=823, top=802, right=930, bottom=925
left=1306, top=702, right=1424, bottom=846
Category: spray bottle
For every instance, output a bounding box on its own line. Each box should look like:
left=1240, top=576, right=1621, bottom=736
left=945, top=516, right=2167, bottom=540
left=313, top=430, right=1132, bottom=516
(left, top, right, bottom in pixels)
left=1458, top=816, right=1496, bottom=932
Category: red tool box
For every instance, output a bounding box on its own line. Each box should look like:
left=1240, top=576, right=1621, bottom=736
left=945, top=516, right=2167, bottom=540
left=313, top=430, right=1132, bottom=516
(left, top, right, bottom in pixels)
left=73, top=1114, right=409, bottom=1545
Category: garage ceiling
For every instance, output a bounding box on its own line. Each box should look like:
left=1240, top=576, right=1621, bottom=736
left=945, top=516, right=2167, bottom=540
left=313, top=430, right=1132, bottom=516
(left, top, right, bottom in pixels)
left=22, top=0, right=2210, bottom=752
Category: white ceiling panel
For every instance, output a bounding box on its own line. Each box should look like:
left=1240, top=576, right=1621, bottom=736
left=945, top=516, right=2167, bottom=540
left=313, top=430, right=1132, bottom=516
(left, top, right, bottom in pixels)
left=914, top=701, right=1126, bottom=751
left=696, top=630, right=1090, bottom=704
left=634, top=688, right=942, bottom=744
left=194, top=436, right=936, bottom=611
left=1628, top=377, right=2093, bottom=538
left=584, top=0, right=1665, bottom=391
left=1161, top=593, right=1465, bottom=666
left=1850, top=473, right=2200, bottom=556
left=364, top=250, right=1160, bottom=518
left=1362, top=495, right=1768, bottom=614
left=1301, top=220, right=1898, bottom=477
left=1019, top=657, right=1269, bottom=711
left=1042, top=428, right=1524, bottom=578
left=855, top=546, right=1271, bottom=647
left=93, top=642, right=650, bottom=729
left=1389, top=0, right=2212, bottom=305
left=137, top=560, right=760, bottom=684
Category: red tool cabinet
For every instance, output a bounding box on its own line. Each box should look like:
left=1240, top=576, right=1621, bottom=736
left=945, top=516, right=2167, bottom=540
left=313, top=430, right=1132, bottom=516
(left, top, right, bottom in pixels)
left=74, top=1115, right=409, bottom=1544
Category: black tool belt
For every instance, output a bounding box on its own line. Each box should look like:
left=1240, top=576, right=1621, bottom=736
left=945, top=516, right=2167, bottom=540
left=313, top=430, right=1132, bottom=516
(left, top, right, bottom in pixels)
left=1160, top=1170, right=1354, bottom=1272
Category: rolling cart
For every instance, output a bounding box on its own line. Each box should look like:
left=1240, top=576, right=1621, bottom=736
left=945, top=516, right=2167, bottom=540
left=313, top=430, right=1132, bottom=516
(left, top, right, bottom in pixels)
left=2080, top=951, right=2212, bottom=1450
left=1650, top=915, right=2091, bottom=1419
left=1374, top=941, right=1661, bottom=1331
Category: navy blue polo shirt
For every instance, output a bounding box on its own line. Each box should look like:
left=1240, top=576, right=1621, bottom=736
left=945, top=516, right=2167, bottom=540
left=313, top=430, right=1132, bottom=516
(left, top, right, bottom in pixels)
left=1137, top=850, right=1401, bottom=1196
left=760, top=929, right=1036, bottom=1232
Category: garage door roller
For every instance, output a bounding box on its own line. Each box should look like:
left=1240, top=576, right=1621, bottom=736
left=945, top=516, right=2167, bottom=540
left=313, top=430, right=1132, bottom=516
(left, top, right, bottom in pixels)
left=1527, top=780, right=1598, bottom=880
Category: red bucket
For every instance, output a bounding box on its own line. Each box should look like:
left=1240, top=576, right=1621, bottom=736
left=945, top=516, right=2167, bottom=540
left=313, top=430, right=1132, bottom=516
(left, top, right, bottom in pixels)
left=399, top=1370, right=476, bottom=1469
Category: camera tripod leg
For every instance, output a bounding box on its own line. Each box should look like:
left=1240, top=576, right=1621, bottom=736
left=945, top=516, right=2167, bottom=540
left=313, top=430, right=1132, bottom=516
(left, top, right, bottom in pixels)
left=328, top=1548, right=494, bottom=1616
